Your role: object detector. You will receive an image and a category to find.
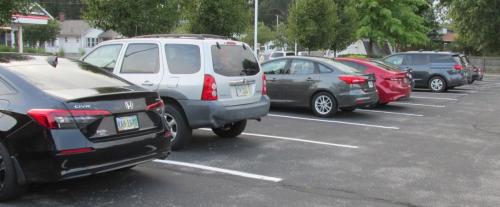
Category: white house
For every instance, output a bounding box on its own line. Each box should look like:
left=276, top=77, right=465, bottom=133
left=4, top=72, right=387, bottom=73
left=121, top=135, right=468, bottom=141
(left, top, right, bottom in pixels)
left=45, top=19, right=121, bottom=56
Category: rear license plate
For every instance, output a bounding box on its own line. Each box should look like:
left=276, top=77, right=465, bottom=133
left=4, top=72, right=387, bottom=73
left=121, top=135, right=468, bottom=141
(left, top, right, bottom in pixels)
left=368, top=81, right=374, bottom=88
left=116, top=115, right=139, bottom=132
left=235, top=85, right=251, bottom=97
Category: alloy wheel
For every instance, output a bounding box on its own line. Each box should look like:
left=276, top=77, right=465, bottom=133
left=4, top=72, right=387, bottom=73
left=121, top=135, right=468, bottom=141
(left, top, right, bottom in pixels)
left=314, top=95, right=333, bottom=115
left=430, top=78, right=444, bottom=91
left=165, top=114, right=178, bottom=142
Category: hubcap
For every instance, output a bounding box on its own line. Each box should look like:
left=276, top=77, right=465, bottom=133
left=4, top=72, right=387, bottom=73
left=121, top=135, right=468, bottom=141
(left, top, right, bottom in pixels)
left=165, top=114, right=178, bottom=142
left=314, top=95, right=333, bottom=115
left=0, top=155, right=5, bottom=190
left=431, top=78, right=444, bottom=91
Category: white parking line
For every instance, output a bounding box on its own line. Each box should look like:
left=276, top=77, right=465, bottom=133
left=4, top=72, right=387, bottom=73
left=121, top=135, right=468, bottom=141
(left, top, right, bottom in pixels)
left=268, top=114, right=399, bottom=130
left=391, top=102, right=446, bottom=108
left=411, top=96, right=458, bottom=101
left=153, top=160, right=283, bottom=183
left=199, top=128, right=359, bottom=149
left=357, top=109, right=424, bottom=117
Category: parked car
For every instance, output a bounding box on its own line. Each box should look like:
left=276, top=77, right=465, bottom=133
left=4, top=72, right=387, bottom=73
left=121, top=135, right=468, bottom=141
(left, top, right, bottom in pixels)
left=81, top=34, right=270, bottom=150
left=261, top=57, right=378, bottom=117
left=383, top=51, right=468, bottom=92
left=269, top=51, right=295, bottom=60
left=460, top=55, right=483, bottom=83
left=0, top=54, right=170, bottom=200
left=335, top=58, right=412, bottom=106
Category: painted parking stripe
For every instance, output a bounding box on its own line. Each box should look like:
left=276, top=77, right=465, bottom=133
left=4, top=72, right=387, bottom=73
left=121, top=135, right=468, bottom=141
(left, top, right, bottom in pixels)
left=154, top=160, right=283, bottom=183
left=411, top=96, right=458, bottom=101
left=357, top=109, right=424, bottom=117
left=199, top=128, right=359, bottom=149
left=268, top=114, right=399, bottom=130
left=391, top=102, right=446, bottom=108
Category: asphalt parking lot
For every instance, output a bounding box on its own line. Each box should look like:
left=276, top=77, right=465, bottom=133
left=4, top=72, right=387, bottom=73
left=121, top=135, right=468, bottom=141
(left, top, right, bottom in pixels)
left=6, top=75, right=500, bottom=207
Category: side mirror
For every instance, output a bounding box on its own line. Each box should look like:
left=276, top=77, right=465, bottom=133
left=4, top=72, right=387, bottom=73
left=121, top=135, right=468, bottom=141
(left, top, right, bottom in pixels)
left=47, top=56, right=58, bottom=68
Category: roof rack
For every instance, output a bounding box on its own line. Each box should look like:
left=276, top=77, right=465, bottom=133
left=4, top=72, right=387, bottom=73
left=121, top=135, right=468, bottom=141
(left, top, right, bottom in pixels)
left=134, top=34, right=236, bottom=40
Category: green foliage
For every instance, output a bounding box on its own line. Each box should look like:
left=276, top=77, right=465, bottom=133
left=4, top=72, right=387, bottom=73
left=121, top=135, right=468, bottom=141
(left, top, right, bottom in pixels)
left=0, top=0, right=30, bottom=25
left=0, top=45, right=16, bottom=52
left=447, top=0, right=500, bottom=55
left=186, top=0, right=249, bottom=36
left=330, top=0, right=359, bottom=54
left=35, top=0, right=83, bottom=20
left=258, top=0, right=291, bottom=28
left=287, top=0, right=339, bottom=51
left=356, top=0, right=430, bottom=53
left=338, top=53, right=369, bottom=58
left=82, top=0, right=180, bottom=37
left=58, top=48, right=65, bottom=57
left=242, top=22, right=276, bottom=46
left=23, top=20, right=60, bottom=47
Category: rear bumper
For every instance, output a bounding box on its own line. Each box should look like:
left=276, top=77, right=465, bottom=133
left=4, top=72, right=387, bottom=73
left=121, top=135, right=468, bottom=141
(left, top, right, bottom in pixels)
left=181, top=96, right=270, bottom=128
left=338, top=90, right=379, bottom=108
left=448, top=74, right=467, bottom=87
left=378, top=85, right=412, bottom=104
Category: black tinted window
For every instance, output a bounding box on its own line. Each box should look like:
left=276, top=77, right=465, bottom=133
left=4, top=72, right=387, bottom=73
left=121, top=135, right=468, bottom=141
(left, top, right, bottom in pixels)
left=121, top=44, right=159, bottom=73
left=408, top=54, right=428, bottom=65
left=212, top=45, right=259, bottom=76
left=0, top=78, right=14, bottom=95
left=290, top=60, right=315, bottom=75
left=83, top=44, right=122, bottom=72
left=165, top=44, right=201, bottom=74
left=263, top=60, right=287, bottom=74
left=430, top=55, right=454, bottom=63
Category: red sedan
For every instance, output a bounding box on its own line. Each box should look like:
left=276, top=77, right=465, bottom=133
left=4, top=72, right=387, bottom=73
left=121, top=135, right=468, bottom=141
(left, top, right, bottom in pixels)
left=336, top=57, right=412, bottom=105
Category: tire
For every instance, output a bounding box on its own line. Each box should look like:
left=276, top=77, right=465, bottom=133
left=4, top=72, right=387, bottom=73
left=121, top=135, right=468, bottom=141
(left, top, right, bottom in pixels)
left=340, top=106, right=356, bottom=112
left=212, top=120, right=247, bottom=138
left=0, top=142, right=24, bottom=201
left=428, top=76, right=447, bottom=93
left=164, top=104, right=192, bottom=151
left=311, top=92, right=338, bottom=117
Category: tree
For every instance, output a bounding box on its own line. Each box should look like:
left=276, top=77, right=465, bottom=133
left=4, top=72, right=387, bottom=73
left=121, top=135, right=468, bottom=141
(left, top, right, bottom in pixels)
left=186, top=0, right=249, bottom=36
left=23, top=20, right=60, bottom=47
left=330, top=0, right=358, bottom=56
left=287, top=0, right=338, bottom=51
left=242, top=22, right=276, bottom=46
left=356, top=0, right=430, bottom=56
left=0, top=0, right=30, bottom=25
left=259, top=0, right=291, bottom=28
left=35, top=0, right=83, bottom=20
left=82, top=0, right=180, bottom=37
left=446, top=0, right=500, bottom=55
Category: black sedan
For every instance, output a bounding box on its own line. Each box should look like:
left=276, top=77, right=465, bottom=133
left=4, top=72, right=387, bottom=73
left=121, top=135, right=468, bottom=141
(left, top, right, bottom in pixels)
left=0, top=54, right=171, bottom=200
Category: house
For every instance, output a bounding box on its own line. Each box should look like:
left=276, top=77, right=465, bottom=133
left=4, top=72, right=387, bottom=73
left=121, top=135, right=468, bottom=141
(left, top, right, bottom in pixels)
left=45, top=16, right=121, bottom=56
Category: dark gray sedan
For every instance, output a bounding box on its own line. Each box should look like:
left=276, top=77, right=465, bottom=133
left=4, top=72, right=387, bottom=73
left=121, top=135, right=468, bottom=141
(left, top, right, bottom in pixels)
left=262, top=57, right=379, bottom=117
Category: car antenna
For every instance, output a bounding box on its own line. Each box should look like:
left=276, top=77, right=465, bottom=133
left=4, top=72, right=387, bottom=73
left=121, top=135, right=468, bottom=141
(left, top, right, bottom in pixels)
left=47, top=56, right=58, bottom=68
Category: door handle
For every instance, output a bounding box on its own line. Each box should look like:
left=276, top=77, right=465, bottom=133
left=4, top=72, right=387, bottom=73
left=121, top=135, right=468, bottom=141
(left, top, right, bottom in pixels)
left=306, top=77, right=314, bottom=82
left=141, top=81, right=154, bottom=86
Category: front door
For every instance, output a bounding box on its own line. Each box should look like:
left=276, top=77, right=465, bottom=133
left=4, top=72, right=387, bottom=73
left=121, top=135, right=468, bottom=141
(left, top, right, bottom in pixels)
left=283, top=59, right=319, bottom=106
left=262, top=59, right=289, bottom=103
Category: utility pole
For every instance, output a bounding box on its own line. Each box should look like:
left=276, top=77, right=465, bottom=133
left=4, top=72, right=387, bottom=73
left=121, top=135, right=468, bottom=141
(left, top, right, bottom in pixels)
left=276, top=15, right=279, bottom=30
left=294, top=0, right=298, bottom=55
left=254, top=0, right=258, bottom=56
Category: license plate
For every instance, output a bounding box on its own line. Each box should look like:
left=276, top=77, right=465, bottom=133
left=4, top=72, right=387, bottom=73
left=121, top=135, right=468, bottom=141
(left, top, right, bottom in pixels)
left=116, top=115, right=139, bottom=132
left=368, top=81, right=374, bottom=88
left=235, top=85, right=251, bottom=97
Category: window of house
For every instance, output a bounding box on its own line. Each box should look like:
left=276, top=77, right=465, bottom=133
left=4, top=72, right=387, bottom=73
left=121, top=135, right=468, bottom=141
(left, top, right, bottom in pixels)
left=87, top=38, right=98, bottom=48
left=64, top=37, right=68, bottom=43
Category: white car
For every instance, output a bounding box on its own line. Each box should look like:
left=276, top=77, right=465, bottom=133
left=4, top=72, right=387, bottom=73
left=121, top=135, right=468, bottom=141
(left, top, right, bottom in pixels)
left=81, top=34, right=270, bottom=150
left=269, top=51, right=295, bottom=60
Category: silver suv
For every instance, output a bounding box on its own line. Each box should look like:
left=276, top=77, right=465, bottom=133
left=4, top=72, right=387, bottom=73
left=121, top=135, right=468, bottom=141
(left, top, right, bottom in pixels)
left=81, top=34, right=270, bottom=150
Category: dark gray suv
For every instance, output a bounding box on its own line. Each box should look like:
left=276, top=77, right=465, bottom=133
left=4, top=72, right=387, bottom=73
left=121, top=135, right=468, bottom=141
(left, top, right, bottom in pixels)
left=383, top=51, right=468, bottom=92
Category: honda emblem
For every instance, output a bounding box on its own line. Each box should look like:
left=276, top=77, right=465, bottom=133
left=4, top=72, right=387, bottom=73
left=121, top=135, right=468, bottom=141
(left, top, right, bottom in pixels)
left=124, top=101, right=134, bottom=110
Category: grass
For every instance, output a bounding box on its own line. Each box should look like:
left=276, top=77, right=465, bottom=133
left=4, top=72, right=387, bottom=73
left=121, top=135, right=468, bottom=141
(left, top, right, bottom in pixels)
left=0, top=45, right=50, bottom=55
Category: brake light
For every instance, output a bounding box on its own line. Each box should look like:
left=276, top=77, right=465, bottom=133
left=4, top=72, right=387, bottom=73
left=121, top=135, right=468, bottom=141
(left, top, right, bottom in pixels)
left=146, top=100, right=164, bottom=111
left=338, top=75, right=368, bottom=85
left=262, top=74, right=267, bottom=95
left=454, top=64, right=463, bottom=71
left=28, top=109, right=111, bottom=129
left=201, top=74, right=218, bottom=101
left=58, top=147, right=94, bottom=156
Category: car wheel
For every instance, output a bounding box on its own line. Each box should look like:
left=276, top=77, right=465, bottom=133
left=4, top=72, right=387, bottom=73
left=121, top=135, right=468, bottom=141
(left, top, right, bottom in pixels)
left=212, top=120, right=247, bottom=138
left=429, top=76, right=447, bottom=93
left=164, top=105, right=192, bottom=151
left=0, top=142, right=24, bottom=201
left=311, top=92, right=338, bottom=117
left=340, top=106, right=356, bottom=112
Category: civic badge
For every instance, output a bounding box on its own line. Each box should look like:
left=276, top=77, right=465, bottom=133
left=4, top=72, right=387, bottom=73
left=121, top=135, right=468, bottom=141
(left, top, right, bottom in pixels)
left=124, top=101, right=134, bottom=110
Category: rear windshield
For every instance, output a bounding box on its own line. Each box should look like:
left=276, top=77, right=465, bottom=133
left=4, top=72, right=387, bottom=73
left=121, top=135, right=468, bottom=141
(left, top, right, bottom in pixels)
left=211, top=45, right=260, bottom=76
left=8, top=59, right=131, bottom=91
left=323, top=59, right=360, bottom=74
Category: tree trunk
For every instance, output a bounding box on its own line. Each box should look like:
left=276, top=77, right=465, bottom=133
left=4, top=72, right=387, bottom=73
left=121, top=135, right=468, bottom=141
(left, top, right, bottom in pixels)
left=368, top=39, right=374, bottom=58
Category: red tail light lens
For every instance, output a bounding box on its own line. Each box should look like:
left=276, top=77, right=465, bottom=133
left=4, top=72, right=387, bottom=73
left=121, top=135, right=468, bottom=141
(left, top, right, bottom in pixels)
left=146, top=100, right=165, bottom=111
left=201, top=74, right=218, bottom=101
left=28, top=109, right=111, bottom=129
left=262, top=74, right=267, bottom=96
left=58, top=147, right=94, bottom=156
left=338, top=75, right=368, bottom=85
left=454, top=64, right=463, bottom=71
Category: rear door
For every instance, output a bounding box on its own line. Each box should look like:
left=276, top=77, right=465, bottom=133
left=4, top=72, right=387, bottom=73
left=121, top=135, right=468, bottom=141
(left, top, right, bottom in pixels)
left=262, top=59, right=289, bottom=102
left=208, top=40, right=262, bottom=106
left=405, top=54, right=430, bottom=86
left=283, top=59, right=319, bottom=106
left=115, top=42, right=164, bottom=91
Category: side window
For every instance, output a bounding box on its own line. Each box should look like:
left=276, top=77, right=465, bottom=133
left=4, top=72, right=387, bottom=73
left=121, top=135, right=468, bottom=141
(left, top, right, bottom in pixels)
left=289, top=60, right=315, bottom=75
left=121, top=43, right=160, bottom=74
left=262, top=60, right=287, bottom=74
left=83, top=44, right=122, bottom=72
left=165, top=44, right=201, bottom=74
left=318, top=64, right=333, bottom=73
left=0, top=79, right=14, bottom=95
left=408, top=54, right=429, bottom=65
left=430, top=55, right=454, bottom=63
left=385, top=55, right=404, bottom=65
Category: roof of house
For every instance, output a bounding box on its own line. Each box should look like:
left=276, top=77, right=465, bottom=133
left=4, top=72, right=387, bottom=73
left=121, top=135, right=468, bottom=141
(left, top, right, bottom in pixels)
left=442, top=32, right=458, bottom=42
left=59, top=20, right=91, bottom=36
left=98, top=30, right=120, bottom=39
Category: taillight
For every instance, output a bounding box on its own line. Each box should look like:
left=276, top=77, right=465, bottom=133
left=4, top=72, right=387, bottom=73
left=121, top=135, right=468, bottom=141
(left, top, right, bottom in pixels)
left=262, top=74, right=267, bottom=96
left=454, top=64, right=463, bottom=71
left=201, top=74, right=218, bottom=101
left=146, top=100, right=164, bottom=111
left=58, top=147, right=94, bottom=156
left=338, top=75, right=368, bottom=85
left=28, top=109, right=111, bottom=129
